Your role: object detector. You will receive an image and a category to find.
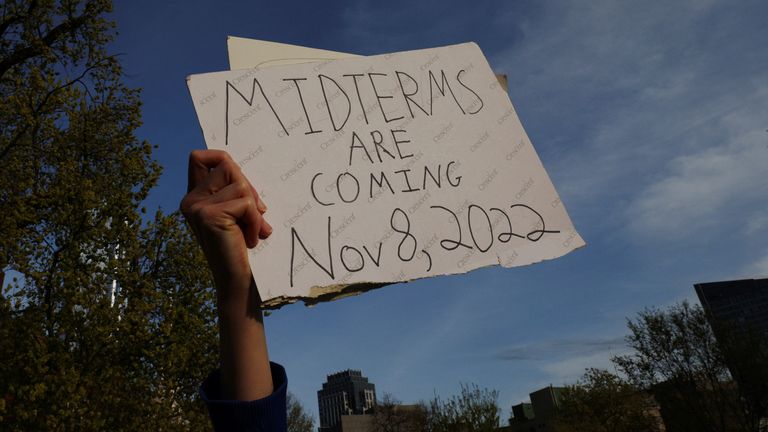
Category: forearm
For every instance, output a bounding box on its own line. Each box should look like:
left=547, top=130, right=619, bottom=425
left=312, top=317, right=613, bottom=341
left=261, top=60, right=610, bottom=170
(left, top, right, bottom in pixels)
left=216, top=276, right=273, bottom=400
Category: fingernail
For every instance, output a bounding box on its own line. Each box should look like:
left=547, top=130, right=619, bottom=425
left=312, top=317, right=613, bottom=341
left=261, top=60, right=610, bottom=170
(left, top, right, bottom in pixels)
left=264, top=220, right=273, bottom=236
left=257, top=199, right=267, bottom=213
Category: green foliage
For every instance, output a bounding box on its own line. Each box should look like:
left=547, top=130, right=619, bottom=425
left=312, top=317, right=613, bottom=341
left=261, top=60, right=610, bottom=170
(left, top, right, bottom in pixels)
left=427, top=383, right=500, bottom=432
left=287, top=392, right=315, bottom=432
left=0, top=1, right=219, bottom=430
left=554, top=368, right=661, bottom=432
left=0, top=211, right=219, bottom=430
left=0, top=0, right=158, bottom=274
left=613, top=301, right=767, bottom=432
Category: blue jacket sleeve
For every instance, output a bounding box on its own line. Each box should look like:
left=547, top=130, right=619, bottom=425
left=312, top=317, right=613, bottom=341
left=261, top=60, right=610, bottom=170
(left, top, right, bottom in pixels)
left=200, top=362, right=288, bottom=432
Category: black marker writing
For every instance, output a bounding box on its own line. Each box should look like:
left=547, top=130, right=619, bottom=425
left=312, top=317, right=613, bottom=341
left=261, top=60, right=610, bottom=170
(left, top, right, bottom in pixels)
left=225, top=78, right=288, bottom=146
left=283, top=78, right=322, bottom=135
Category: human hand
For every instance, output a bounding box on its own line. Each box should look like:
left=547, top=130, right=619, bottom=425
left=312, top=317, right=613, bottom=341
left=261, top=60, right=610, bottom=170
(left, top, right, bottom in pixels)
left=180, top=149, right=272, bottom=294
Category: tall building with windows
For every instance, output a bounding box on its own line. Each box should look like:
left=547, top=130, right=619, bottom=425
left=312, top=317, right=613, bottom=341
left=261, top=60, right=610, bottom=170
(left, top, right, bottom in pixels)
left=695, top=278, right=768, bottom=335
left=318, top=369, right=376, bottom=432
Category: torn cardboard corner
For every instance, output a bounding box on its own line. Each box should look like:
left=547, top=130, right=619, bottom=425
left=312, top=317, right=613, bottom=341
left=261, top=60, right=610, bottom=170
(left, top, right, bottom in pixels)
left=187, top=39, right=585, bottom=309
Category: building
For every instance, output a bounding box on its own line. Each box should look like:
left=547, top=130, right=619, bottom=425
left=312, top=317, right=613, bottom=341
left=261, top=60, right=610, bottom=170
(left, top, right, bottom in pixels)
left=338, top=415, right=374, bottom=432
left=694, top=278, right=768, bottom=430
left=529, top=386, right=563, bottom=422
left=318, top=369, right=377, bottom=432
left=695, top=278, right=768, bottom=335
left=506, top=385, right=564, bottom=432
left=510, top=402, right=534, bottom=422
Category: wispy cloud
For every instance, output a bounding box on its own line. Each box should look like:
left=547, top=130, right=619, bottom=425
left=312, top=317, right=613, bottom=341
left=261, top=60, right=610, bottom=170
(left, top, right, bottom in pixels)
left=497, top=336, right=631, bottom=388
left=496, top=336, right=625, bottom=361
left=627, top=104, right=768, bottom=238
left=489, top=0, right=768, bottom=244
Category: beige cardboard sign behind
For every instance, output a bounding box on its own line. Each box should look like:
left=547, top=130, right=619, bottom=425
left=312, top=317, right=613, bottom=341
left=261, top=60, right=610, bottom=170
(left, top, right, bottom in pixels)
left=187, top=41, right=585, bottom=308
left=227, top=36, right=360, bottom=69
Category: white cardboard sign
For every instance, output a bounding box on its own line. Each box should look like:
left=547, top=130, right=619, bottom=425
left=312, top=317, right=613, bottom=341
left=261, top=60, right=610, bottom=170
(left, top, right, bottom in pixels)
left=187, top=42, right=585, bottom=308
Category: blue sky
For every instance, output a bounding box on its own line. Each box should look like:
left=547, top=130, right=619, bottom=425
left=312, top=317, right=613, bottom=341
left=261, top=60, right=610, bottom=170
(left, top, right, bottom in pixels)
left=111, top=0, right=768, bottom=422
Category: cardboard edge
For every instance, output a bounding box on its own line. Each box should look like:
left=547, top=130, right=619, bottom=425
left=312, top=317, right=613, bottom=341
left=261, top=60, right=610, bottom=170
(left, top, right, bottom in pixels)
left=259, top=237, right=586, bottom=310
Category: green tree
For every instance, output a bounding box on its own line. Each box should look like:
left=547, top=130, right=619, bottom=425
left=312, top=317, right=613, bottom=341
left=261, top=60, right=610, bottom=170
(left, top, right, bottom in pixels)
left=427, top=383, right=500, bottom=432
left=0, top=1, right=219, bottom=430
left=613, top=301, right=764, bottom=432
left=287, top=392, right=315, bottom=432
left=554, top=368, right=661, bottom=432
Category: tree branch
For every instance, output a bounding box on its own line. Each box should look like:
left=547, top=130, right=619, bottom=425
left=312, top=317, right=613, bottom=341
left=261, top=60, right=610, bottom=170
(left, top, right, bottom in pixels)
left=0, top=9, right=89, bottom=79
left=0, top=55, right=115, bottom=162
left=0, top=0, right=38, bottom=39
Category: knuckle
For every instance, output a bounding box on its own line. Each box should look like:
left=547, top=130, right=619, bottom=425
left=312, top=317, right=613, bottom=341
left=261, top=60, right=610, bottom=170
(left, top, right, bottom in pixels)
left=221, top=157, right=237, bottom=173
left=189, top=149, right=204, bottom=163
left=235, top=180, right=249, bottom=195
left=196, top=204, right=216, bottom=221
left=184, top=201, right=208, bottom=221
left=222, top=151, right=235, bottom=163
left=244, top=198, right=260, bottom=220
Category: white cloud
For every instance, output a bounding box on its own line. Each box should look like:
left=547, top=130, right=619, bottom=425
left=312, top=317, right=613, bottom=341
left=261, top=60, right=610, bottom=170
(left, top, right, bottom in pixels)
left=497, top=336, right=625, bottom=361
left=488, top=0, right=768, bottom=243
left=497, top=336, right=630, bottom=386
left=627, top=104, right=768, bottom=238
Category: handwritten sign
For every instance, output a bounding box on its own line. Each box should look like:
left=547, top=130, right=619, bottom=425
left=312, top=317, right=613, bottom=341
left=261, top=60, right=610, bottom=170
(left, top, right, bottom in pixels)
left=187, top=42, right=585, bottom=308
